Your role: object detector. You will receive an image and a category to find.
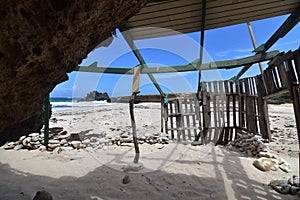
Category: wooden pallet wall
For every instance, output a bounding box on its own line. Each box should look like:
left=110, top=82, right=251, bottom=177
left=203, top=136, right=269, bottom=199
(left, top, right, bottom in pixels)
left=162, top=48, right=300, bottom=145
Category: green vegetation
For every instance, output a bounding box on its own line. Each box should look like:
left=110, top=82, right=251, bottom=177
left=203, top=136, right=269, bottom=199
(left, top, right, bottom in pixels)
left=268, top=92, right=292, bottom=105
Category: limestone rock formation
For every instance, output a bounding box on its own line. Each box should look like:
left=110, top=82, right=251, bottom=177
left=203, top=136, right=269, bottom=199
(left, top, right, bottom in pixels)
left=80, top=91, right=111, bottom=102
left=0, top=0, right=147, bottom=145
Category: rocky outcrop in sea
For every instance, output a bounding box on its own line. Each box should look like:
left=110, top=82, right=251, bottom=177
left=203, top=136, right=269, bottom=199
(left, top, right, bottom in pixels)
left=79, top=91, right=111, bottom=102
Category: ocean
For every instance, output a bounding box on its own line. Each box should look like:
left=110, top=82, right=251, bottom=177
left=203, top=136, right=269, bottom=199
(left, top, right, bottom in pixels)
left=50, top=97, right=110, bottom=112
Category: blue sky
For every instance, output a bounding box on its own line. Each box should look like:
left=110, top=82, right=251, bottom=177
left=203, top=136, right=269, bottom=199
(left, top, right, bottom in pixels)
left=51, top=14, right=300, bottom=98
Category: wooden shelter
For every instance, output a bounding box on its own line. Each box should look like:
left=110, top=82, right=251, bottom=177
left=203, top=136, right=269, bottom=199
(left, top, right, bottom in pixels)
left=121, top=0, right=299, bottom=40
left=44, top=1, right=300, bottom=171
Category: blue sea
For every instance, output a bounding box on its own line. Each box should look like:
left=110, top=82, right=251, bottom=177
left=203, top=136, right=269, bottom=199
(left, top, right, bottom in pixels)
left=50, top=97, right=110, bottom=112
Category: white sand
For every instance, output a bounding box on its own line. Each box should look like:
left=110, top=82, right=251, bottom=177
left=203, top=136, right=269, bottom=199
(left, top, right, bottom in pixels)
left=0, top=103, right=298, bottom=200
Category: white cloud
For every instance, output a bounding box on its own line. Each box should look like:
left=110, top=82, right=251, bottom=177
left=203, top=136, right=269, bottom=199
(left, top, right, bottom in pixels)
left=216, top=48, right=253, bottom=57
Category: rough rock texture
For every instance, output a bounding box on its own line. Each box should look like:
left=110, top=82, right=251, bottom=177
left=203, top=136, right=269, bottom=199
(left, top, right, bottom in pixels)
left=0, top=0, right=147, bottom=145
left=80, top=90, right=111, bottom=102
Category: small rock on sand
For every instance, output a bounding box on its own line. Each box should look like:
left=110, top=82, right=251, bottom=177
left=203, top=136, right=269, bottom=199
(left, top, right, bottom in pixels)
left=14, top=144, right=23, bottom=151
left=122, top=175, right=130, bottom=184
left=253, top=157, right=278, bottom=171
left=70, top=141, right=82, bottom=149
left=3, top=142, right=15, bottom=150
left=32, top=190, right=53, bottom=200
left=279, top=163, right=291, bottom=173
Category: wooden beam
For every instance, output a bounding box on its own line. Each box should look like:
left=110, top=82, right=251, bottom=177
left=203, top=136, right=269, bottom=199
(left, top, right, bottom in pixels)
left=232, top=4, right=300, bottom=80
left=122, top=30, right=166, bottom=96
left=255, top=4, right=300, bottom=53
left=74, top=50, right=279, bottom=74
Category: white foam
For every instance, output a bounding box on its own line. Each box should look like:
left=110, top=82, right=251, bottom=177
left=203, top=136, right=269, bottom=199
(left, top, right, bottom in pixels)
left=51, top=100, right=111, bottom=112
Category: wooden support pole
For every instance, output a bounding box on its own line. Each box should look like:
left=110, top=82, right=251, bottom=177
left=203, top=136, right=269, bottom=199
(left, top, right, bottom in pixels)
left=43, top=94, right=50, bottom=148
left=247, top=22, right=269, bottom=95
left=233, top=5, right=300, bottom=80
left=129, top=94, right=140, bottom=163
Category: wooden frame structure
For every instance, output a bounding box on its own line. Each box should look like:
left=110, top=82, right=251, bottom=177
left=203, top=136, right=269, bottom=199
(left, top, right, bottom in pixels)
left=161, top=48, right=300, bottom=146
left=42, top=0, right=300, bottom=175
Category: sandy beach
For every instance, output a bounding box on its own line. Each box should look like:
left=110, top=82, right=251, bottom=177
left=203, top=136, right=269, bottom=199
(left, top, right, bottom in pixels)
left=0, top=103, right=299, bottom=200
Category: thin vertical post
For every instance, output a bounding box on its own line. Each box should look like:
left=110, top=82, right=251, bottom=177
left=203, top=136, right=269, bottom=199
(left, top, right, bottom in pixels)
left=196, top=0, right=207, bottom=98
left=247, top=22, right=268, bottom=95
left=43, top=94, right=50, bottom=148
left=129, top=94, right=140, bottom=163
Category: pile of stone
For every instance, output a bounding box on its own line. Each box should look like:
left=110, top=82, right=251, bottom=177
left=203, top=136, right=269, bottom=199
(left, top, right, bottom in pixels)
left=269, top=175, right=300, bottom=195
left=111, top=132, right=170, bottom=146
left=1, top=127, right=86, bottom=152
left=230, top=132, right=267, bottom=157
left=252, top=152, right=291, bottom=173
left=1, top=129, right=171, bottom=152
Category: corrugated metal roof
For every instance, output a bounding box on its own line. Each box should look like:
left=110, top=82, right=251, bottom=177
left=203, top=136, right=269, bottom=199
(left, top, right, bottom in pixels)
left=121, top=0, right=300, bottom=40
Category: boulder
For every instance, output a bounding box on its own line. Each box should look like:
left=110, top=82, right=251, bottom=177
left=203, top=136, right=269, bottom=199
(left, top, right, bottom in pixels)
left=253, top=157, right=278, bottom=171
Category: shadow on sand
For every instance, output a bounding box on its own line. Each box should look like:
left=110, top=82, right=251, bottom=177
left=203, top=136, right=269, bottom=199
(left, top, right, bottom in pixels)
left=0, top=146, right=297, bottom=200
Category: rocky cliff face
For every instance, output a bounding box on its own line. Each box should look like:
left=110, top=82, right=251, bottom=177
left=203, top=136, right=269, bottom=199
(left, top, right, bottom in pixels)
left=0, top=0, right=147, bottom=145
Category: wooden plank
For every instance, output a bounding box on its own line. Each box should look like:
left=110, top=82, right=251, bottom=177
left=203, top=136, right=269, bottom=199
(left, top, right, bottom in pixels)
left=241, top=80, right=246, bottom=128
left=256, top=75, right=271, bottom=140
left=169, top=101, right=174, bottom=139
left=277, top=62, right=289, bottom=89
left=190, top=98, right=198, bottom=139
left=244, top=78, right=252, bottom=132
left=293, top=47, right=300, bottom=81
left=231, top=81, right=237, bottom=128
left=217, top=81, right=225, bottom=144
left=178, top=99, right=186, bottom=141
left=201, top=82, right=210, bottom=143
left=252, top=77, right=259, bottom=134
left=213, top=81, right=219, bottom=143
left=215, top=94, right=221, bottom=143
left=195, top=96, right=200, bottom=120
left=229, top=81, right=235, bottom=142
left=249, top=77, right=258, bottom=134
left=206, top=93, right=211, bottom=144
left=184, top=98, right=192, bottom=140
left=265, top=68, right=276, bottom=94
left=224, top=81, right=230, bottom=144
left=132, top=66, right=141, bottom=93
left=164, top=102, right=169, bottom=136
left=269, top=67, right=278, bottom=93
left=236, top=81, right=242, bottom=129
left=175, top=100, right=181, bottom=141
left=271, top=67, right=280, bottom=91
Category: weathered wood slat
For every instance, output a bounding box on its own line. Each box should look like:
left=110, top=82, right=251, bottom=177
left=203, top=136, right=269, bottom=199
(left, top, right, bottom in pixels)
left=293, top=47, right=300, bottom=81
left=190, top=98, right=198, bottom=139
left=184, top=99, right=192, bottom=140
left=224, top=81, right=230, bottom=144
left=169, top=101, right=174, bottom=139
left=271, top=67, right=280, bottom=91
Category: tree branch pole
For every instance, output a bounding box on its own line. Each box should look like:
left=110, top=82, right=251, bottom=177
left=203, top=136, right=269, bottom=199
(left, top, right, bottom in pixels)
left=247, top=22, right=268, bottom=95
